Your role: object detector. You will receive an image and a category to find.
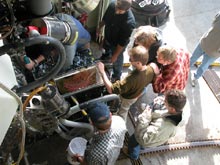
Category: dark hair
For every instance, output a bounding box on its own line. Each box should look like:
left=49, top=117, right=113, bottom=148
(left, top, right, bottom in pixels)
left=166, top=114, right=182, bottom=126
left=116, top=0, right=132, bottom=11
left=93, top=119, right=112, bottom=131
left=165, top=89, right=187, bottom=112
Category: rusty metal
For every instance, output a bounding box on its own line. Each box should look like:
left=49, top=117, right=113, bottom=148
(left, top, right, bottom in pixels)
left=54, top=66, right=103, bottom=97
left=139, top=139, right=220, bottom=155
left=119, top=135, right=220, bottom=163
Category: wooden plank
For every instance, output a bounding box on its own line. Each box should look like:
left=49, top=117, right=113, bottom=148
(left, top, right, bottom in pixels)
left=202, top=69, right=220, bottom=103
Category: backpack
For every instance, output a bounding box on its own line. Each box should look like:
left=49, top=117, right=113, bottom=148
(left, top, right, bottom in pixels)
left=132, top=0, right=171, bottom=27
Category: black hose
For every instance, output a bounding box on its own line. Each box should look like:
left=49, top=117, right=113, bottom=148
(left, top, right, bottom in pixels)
left=16, top=35, right=66, bottom=93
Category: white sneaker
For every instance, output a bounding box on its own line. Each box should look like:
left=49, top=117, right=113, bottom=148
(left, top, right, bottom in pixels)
left=191, top=77, right=198, bottom=87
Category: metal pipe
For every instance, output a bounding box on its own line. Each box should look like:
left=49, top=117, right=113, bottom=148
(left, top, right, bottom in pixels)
left=56, top=118, right=94, bottom=140
left=65, top=94, right=119, bottom=118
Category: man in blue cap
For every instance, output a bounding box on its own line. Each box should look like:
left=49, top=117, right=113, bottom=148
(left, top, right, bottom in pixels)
left=72, top=102, right=127, bottom=164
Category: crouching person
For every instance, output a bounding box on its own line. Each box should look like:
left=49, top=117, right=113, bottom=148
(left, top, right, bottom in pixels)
left=126, top=89, right=187, bottom=160
left=73, top=102, right=127, bottom=164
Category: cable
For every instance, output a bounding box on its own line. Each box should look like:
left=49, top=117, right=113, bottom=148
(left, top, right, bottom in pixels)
left=23, top=86, right=47, bottom=111
left=0, top=0, right=15, bottom=40
left=0, top=82, right=25, bottom=165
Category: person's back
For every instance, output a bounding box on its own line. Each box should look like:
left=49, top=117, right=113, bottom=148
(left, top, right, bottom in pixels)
left=23, top=13, right=92, bottom=72
left=85, top=115, right=126, bottom=164
left=200, top=12, right=220, bottom=58
left=127, top=89, right=187, bottom=160
left=190, top=11, right=220, bottom=86
left=112, top=65, right=154, bottom=99
left=152, top=45, right=190, bottom=94
left=97, top=45, right=155, bottom=121
left=81, top=102, right=127, bottom=165
left=134, top=105, right=181, bottom=148
left=55, top=13, right=91, bottom=70
left=57, top=15, right=91, bottom=50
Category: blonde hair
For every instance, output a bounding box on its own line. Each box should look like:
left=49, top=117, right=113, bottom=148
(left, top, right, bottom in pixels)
left=134, top=26, right=159, bottom=49
left=128, top=45, right=149, bottom=65
left=157, top=45, right=177, bottom=63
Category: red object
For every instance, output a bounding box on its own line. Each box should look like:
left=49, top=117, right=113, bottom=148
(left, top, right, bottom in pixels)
left=40, top=27, right=48, bottom=35
left=26, top=26, right=39, bottom=37
left=78, top=13, right=88, bottom=26
left=27, top=26, right=39, bottom=32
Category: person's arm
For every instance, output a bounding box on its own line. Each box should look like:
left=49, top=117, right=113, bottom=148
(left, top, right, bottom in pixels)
left=136, top=106, right=152, bottom=127
left=96, top=21, right=105, bottom=43
left=97, top=62, right=113, bottom=93
left=149, top=62, right=160, bottom=75
left=135, top=109, right=175, bottom=146
left=97, top=21, right=105, bottom=32
left=152, top=67, right=176, bottom=93
left=111, top=44, right=125, bottom=63
left=23, top=54, right=45, bottom=70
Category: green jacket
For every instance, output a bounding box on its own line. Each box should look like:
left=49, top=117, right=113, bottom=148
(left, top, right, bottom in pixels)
left=134, top=97, right=181, bottom=148
left=111, top=65, right=155, bottom=99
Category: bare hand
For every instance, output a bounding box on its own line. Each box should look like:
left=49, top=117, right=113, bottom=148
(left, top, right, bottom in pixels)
left=71, top=154, right=84, bottom=164
left=149, top=62, right=160, bottom=75
left=96, top=62, right=105, bottom=74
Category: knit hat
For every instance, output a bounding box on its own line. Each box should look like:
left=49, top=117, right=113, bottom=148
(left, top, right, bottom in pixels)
left=87, top=102, right=110, bottom=124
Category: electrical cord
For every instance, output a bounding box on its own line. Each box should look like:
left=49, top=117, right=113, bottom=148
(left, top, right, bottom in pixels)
left=0, top=82, right=25, bottom=165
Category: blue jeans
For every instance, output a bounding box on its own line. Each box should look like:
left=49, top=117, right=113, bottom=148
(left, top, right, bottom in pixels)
left=190, top=43, right=218, bottom=79
left=128, top=134, right=140, bottom=160
left=103, top=41, right=124, bottom=80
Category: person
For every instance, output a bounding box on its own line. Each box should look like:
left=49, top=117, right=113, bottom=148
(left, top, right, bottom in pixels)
left=97, top=45, right=155, bottom=121
left=128, top=25, right=163, bottom=67
left=190, top=11, right=220, bottom=87
left=72, top=102, right=127, bottom=165
left=151, top=45, right=190, bottom=94
left=125, top=89, right=187, bottom=160
left=23, top=13, right=92, bottom=71
left=55, top=13, right=92, bottom=70
left=97, top=0, right=136, bottom=82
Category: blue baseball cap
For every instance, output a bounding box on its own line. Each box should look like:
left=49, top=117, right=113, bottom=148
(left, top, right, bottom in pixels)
left=87, top=102, right=110, bottom=124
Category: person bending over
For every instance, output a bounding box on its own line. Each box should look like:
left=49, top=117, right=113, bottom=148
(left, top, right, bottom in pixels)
left=126, top=89, right=187, bottom=160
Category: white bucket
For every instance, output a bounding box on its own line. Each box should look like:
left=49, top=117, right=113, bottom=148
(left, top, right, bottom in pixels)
left=67, top=137, right=87, bottom=165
